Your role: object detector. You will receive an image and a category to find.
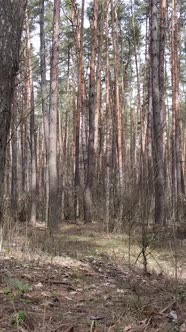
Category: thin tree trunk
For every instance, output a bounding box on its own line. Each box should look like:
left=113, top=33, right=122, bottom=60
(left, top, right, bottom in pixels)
left=111, top=0, right=124, bottom=220
left=25, top=12, right=37, bottom=224
left=71, top=0, right=85, bottom=220
left=151, top=0, right=165, bottom=224
left=48, top=0, right=61, bottom=231
left=84, top=0, right=98, bottom=223
left=62, top=48, right=70, bottom=220
left=11, top=86, right=18, bottom=218
left=171, top=0, right=184, bottom=217
left=40, top=0, right=49, bottom=224
left=94, top=2, right=104, bottom=159
left=105, top=1, right=110, bottom=232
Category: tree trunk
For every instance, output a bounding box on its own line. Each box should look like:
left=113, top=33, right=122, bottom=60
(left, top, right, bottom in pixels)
left=84, top=0, right=98, bottom=223
left=111, top=0, right=124, bottom=220
left=171, top=0, right=184, bottom=217
left=25, top=12, right=37, bottom=224
left=40, top=0, right=49, bottom=224
left=48, top=0, right=61, bottom=231
left=0, top=0, right=27, bottom=221
left=105, top=1, right=110, bottom=232
left=71, top=0, right=85, bottom=220
left=151, top=0, right=165, bottom=224
left=11, top=84, right=18, bottom=218
left=94, top=2, right=104, bottom=159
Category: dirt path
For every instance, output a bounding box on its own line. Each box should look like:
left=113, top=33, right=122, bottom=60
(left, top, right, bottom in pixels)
left=0, top=223, right=186, bottom=331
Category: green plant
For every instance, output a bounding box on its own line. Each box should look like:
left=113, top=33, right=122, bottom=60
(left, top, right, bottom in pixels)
left=3, top=287, right=14, bottom=300
left=14, top=279, right=31, bottom=293
left=3, top=276, right=32, bottom=303
left=17, top=310, right=27, bottom=323
left=4, top=274, right=32, bottom=294
left=11, top=310, right=27, bottom=326
left=3, top=287, right=12, bottom=295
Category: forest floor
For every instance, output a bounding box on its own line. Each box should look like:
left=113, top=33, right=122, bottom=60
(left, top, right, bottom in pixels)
left=0, top=221, right=186, bottom=331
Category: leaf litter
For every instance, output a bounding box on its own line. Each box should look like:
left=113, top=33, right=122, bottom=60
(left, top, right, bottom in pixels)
left=0, top=222, right=186, bottom=331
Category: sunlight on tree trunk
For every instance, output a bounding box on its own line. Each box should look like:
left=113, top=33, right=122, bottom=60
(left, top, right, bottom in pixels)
left=48, top=0, right=61, bottom=232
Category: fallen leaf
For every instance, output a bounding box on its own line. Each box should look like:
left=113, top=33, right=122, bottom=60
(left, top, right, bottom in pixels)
left=169, top=310, right=177, bottom=322
left=34, top=282, right=43, bottom=289
left=180, top=322, right=186, bottom=332
left=117, top=288, right=124, bottom=293
left=64, top=296, right=73, bottom=301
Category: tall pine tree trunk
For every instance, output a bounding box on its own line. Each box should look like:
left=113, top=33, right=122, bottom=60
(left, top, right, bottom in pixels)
left=71, top=0, right=85, bottom=220
left=171, top=0, right=184, bottom=217
left=111, top=0, right=124, bottom=220
left=11, top=85, right=18, bottom=218
left=40, top=0, right=49, bottom=224
left=48, top=0, right=61, bottom=231
left=105, top=1, right=111, bottom=231
left=0, top=0, right=27, bottom=222
left=25, top=12, right=37, bottom=224
left=151, top=0, right=165, bottom=224
left=84, top=0, right=98, bottom=223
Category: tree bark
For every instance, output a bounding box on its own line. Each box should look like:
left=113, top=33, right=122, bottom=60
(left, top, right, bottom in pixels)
left=0, top=0, right=27, bottom=221
left=111, top=0, right=124, bottom=220
left=11, top=85, right=18, bottom=218
left=151, top=0, right=165, bottom=224
left=84, top=0, right=98, bottom=223
left=40, top=0, right=49, bottom=224
left=25, top=12, right=37, bottom=224
left=48, top=0, right=61, bottom=231
left=171, top=0, right=184, bottom=217
left=71, top=0, right=85, bottom=220
left=105, top=1, right=110, bottom=232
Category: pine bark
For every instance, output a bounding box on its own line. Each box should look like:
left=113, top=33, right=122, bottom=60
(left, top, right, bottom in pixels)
left=25, top=12, right=37, bottom=224
left=0, top=0, right=27, bottom=221
left=171, top=0, right=184, bottom=216
left=71, top=0, right=85, bottom=220
left=11, top=85, right=18, bottom=217
left=48, top=0, right=61, bottom=231
left=111, top=0, right=124, bottom=219
left=105, top=1, right=110, bottom=232
left=151, top=0, right=165, bottom=224
left=84, top=0, right=98, bottom=223
left=40, top=0, right=49, bottom=224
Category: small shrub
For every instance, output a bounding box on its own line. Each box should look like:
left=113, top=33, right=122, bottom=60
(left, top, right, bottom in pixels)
left=12, top=310, right=27, bottom=326
left=4, top=275, right=32, bottom=298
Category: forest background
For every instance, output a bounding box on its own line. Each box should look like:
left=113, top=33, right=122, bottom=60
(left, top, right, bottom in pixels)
left=1, top=1, right=186, bottom=331
left=1, top=0, right=185, bottom=230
